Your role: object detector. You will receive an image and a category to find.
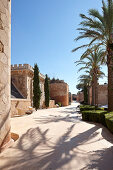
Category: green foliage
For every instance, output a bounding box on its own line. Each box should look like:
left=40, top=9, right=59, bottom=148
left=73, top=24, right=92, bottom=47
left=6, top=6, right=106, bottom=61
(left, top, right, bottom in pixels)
left=73, top=0, right=113, bottom=110
left=82, top=110, right=107, bottom=126
left=75, top=48, right=105, bottom=106
left=80, top=105, right=96, bottom=111
left=84, top=86, right=88, bottom=104
left=33, top=64, right=41, bottom=110
left=57, top=102, right=62, bottom=107
left=105, top=113, right=113, bottom=133
left=44, top=74, right=50, bottom=107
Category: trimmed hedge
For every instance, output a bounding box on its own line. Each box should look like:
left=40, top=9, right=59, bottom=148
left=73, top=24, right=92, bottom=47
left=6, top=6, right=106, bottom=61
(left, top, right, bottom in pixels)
left=82, top=110, right=107, bottom=126
left=80, top=105, right=103, bottom=112
left=105, top=113, right=113, bottom=133
left=80, top=105, right=96, bottom=111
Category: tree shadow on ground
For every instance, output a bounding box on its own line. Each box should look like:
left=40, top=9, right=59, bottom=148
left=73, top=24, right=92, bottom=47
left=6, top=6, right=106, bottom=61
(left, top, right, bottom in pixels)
left=80, top=146, right=113, bottom=170
left=34, top=114, right=81, bottom=124
left=33, top=106, right=81, bottom=124
left=0, top=124, right=107, bottom=170
left=59, top=106, right=80, bottom=114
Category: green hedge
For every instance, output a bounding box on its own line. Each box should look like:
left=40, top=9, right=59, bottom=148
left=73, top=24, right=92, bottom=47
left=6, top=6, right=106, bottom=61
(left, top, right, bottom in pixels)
left=82, top=110, right=107, bottom=126
left=105, top=113, right=113, bottom=133
left=80, top=105, right=96, bottom=111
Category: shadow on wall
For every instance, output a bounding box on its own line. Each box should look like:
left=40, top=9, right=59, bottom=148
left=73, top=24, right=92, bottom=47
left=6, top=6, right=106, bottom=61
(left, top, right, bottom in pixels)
left=1, top=123, right=113, bottom=170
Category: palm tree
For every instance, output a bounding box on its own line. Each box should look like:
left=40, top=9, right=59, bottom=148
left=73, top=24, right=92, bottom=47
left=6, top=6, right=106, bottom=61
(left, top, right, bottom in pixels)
left=76, top=48, right=105, bottom=106
left=73, top=0, right=113, bottom=111
left=76, top=74, right=91, bottom=104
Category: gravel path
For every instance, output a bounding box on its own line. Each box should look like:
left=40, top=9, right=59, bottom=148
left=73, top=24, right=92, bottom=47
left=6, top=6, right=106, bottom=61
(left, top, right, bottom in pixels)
left=0, top=102, right=113, bottom=170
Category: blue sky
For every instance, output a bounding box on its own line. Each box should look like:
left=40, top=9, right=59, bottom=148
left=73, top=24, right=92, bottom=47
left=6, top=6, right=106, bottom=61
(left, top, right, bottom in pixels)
left=11, top=0, right=107, bottom=94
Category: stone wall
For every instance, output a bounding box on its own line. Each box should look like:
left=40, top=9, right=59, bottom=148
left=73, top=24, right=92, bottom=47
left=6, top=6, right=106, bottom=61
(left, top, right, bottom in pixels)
left=40, top=80, right=45, bottom=108
left=0, top=0, right=11, bottom=149
left=11, top=64, right=45, bottom=108
left=76, top=92, right=84, bottom=103
left=11, top=99, right=31, bottom=117
left=50, top=83, right=69, bottom=106
left=49, top=100, right=55, bottom=108
left=11, top=64, right=34, bottom=99
left=98, top=84, right=108, bottom=106
left=88, top=84, right=108, bottom=106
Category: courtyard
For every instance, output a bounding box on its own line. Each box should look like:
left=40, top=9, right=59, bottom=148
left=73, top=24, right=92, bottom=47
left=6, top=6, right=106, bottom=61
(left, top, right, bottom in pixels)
left=0, top=102, right=113, bottom=170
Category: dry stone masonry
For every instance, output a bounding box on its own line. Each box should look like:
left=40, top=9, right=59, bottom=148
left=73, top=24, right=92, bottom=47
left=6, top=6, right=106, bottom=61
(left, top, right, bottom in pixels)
left=0, top=0, right=11, bottom=150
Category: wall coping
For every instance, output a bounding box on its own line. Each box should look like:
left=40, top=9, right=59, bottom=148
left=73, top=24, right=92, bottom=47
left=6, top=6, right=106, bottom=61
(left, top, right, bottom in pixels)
left=11, top=64, right=33, bottom=71
left=11, top=64, right=45, bottom=79
left=50, top=82, right=68, bottom=86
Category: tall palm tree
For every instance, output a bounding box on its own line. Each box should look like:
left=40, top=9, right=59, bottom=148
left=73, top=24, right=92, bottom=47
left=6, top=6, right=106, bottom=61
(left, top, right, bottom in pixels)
left=73, top=0, right=113, bottom=111
left=76, top=74, right=91, bottom=104
left=76, top=48, right=105, bottom=106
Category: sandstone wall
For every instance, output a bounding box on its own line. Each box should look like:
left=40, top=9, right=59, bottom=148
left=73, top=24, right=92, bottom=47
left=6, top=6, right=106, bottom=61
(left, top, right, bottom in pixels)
left=76, top=92, right=84, bottom=103
left=11, top=70, right=29, bottom=99
left=11, top=99, right=31, bottom=117
left=49, top=100, right=55, bottom=108
left=88, top=85, right=108, bottom=106
left=11, top=64, right=45, bottom=108
left=50, top=83, right=69, bottom=106
left=40, top=80, right=45, bottom=108
left=0, top=0, right=11, bottom=149
left=98, top=85, right=108, bottom=106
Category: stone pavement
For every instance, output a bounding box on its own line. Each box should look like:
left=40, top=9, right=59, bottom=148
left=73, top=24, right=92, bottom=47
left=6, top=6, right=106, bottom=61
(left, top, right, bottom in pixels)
left=0, top=102, right=113, bottom=170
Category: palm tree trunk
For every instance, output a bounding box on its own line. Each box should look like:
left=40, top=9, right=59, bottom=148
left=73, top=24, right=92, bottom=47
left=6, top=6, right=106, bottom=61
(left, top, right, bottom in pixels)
left=87, top=86, right=90, bottom=105
left=108, top=61, right=113, bottom=111
left=107, top=48, right=113, bottom=111
left=95, top=76, right=98, bottom=107
left=92, top=74, right=98, bottom=106
left=92, top=77, right=95, bottom=105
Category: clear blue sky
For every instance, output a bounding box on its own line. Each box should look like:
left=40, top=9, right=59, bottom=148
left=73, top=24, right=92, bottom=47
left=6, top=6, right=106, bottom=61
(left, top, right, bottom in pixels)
left=11, top=0, right=107, bottom=94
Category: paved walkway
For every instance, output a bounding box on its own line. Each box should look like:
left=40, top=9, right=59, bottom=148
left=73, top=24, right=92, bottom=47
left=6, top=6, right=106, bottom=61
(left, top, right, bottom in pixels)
left=0, top=102, right=113, bottom=170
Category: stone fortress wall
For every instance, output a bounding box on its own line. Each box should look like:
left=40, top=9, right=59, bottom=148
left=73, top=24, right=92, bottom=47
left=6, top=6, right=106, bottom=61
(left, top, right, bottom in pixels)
left=11, top=64, right=45, bottom=116
left=11, top=64, right=34, bottom=100
left=98, top=84, right=108, bottom=106
left=88, top=84, right=108, bottom=106
left=50, top=83, right=69, bottom=106
left=76, top=92, right=84, bottom=103
left=0, top=0, right=11, bottom=150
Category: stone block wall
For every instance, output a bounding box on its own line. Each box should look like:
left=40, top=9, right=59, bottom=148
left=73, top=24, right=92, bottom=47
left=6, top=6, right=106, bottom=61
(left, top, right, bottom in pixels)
left=50, top=83, right=69, bottom=106
left=76, top=92, right=84, bottom=103
left=40, top=80, right=45, bottom=108
left=11, top=65, right=34, bottom=99
left=11, top=64, right=45, bottom=108
left=88, top=84, right=108, bottom=106
left=0, top=0, right=11, bottom=149
left=98, top=84, right=108, bottom=105
left=49, top=100, right=55, bottom=108
left=11, top=99, right=31, bottom=117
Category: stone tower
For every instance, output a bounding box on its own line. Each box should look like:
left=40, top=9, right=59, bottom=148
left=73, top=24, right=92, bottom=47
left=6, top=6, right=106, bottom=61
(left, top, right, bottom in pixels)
left=0, top=0, right=11, bottom=150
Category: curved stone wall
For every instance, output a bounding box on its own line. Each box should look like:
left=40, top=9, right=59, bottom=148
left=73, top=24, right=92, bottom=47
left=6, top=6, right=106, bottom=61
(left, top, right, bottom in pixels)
left=0, top=0, right=11, bottom=149
left=50, top=83, right=69, bottom=106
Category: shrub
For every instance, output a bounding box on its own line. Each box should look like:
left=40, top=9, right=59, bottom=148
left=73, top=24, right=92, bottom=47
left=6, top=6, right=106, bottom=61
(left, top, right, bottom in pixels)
left=105, top=113, right=113, bottom=133
left=80, top=105, right=104, bottom=112
left=82, top=110, right=107, bottom=126
left=57, top=102, right=62, bottom=107
left=33, top=64, right=41, bottom=110
left=80, top=105, right=96, bottom=111
left=44, top=74, right=50, bottom=107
